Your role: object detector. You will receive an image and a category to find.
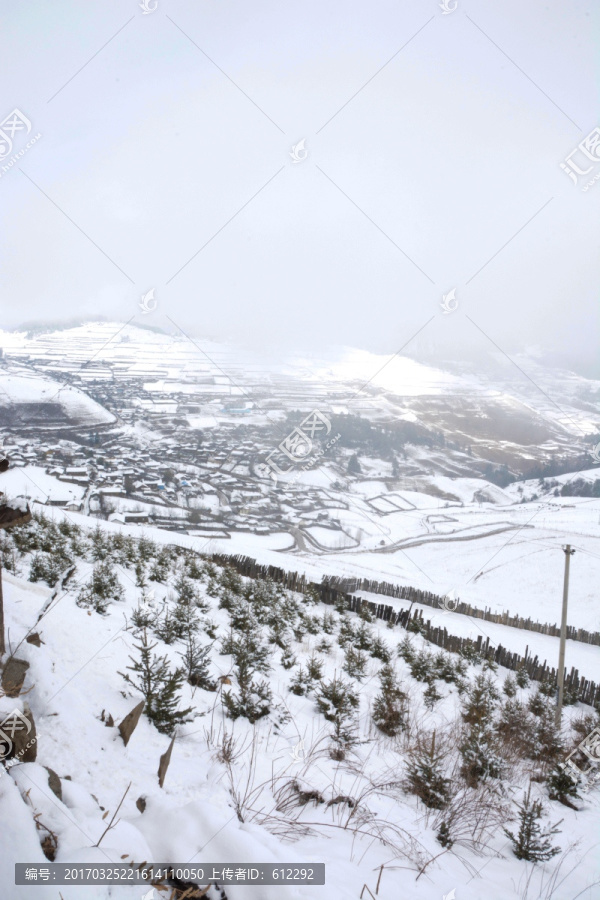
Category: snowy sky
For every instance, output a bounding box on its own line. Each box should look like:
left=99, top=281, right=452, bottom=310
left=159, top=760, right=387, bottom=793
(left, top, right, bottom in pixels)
left=0, top=0, right=598, bottom=372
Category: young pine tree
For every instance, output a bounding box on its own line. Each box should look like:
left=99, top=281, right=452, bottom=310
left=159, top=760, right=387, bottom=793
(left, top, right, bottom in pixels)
left=397, top=635, right=415, bottom=663
left=405, top=731, right=451, bottom=809
left=423, top=679, right=443, bottom=711
left=316, top=676, right=359, bottom=758
left=503, top=674, right=517, bottom=698
left=179, top=633, right=214, bottom=690
left=547, top=764, right=581, bottom=808
left=155, top=608, right=181, bottom=644
left=280, top=645, right=297, bottom=670
left=119, top=630, right=193, bottom=735
left=503, top=787, right=562, bottom=861
left=29, top=552, right=67, bottom=587
left=497, top=698, right=535, bottom=756
left=372, top=664, right=407, bottom=736
left=370, top=635, right=391, bottom=663
left=77, top=560, right=124, bottom=614
left=289, top=666, right=310, bottom=696
left=409, top=648, right=435, bottom=683
left=175, top=573, right=209, bottom=613
left=172, top=589, right=200, bottom=640
left=148, top=549, right=171, bottom=583
left=461, top=673, right=499, bottom=726
left=222, top=659, right=272, bottom=724
left=530, top=708, right=565, bottom=767
left=343, top=645, right=368, bottom=681
left=460, top=721, right=504, bottom=786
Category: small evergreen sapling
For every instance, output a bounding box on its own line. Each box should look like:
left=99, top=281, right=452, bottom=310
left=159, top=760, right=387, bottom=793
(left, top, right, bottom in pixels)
left=289, top=666, right=310, bottom=696
left=460, top=721, right=504, bottom=786
left=436, top=821, right=453, bottom=848
left=530, top=708, right=564, bottom=767
left=503, top=787, right=562, bottom=861
left=172, top=588, right=201, bottom=639
left=372, top=664, right=407, bottom=736
left=316, top=676, right=359, bottom=757
left=537, top=678, right=555, bottom=697
left=130, top=591, right=157, bottom=630
left=77, top=561, right=124, bottom=614
left=370, top=635, right=391, bottom=663
left=179, top=634, right=214, bottom=690
left=222, top=659, right=272, bottom=724
left=268, top=619, right=288, bottom=649
left=343, top=645, right=368, bottom=681
left=528, top=691, right=547, bottom=717
left=220, top=623, right=270, bottom=674
left=119, top=630, right=193, bottom=735
left=306, top=654, right=324, bottom=683
left=433, top=651, right=458, bottom=684
left=148, top=549, right=171, bottom=583
left=154, top=608, right=180, bottom=644
left=397, top=635, right=415, bottom=663
left=461, top=674, right=499, bottom=726
left=547, top=764, right=581, bottom=808
left=29, top=552, right=67, bottom=587
left=337, top=618, right=357, bottom=648
left=135, top=561, right=146, bottom=588
left=405, top=731, right=451, bottom=809
left=409, top=649, right=435, bottom=682
left=423, top=679, right=443, bottom=710
left=354, top=620, right=372, bottom=650
left=321, top=612, right=336, bottom=634
left=300, top=612, right=321, bottom=636
left=458, top=641, right=482, bottom=665
left=280, top=645, right=297, bottom=670
left=497, top=698, right=534, bottom=755
left=357, top=601, right=373, bottom=622
left=175, top=573, right=209, bottom=613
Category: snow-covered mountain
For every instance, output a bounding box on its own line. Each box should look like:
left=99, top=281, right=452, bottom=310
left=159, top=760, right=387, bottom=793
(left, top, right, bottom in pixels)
left=0, top=368, right=116, bottom=429
left=0, top=321, right=599, bottom=900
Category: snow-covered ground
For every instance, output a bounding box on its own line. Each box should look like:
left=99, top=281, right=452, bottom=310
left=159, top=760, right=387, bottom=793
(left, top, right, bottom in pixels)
left=0, top=369, right=115, bottom=427
left=1, top=515, right=600, bottom=900
left=1, top=322, right=599, bottom=899
left=0, top=468, right=85, bottom=506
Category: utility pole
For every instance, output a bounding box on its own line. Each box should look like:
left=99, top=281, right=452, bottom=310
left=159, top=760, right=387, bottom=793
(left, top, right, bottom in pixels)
left=555, top=544, right=575, bottom=726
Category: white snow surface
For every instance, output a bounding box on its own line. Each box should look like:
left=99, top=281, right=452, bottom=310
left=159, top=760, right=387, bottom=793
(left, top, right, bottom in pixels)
left=0, top=370, right=115, bottom=426
left=1, top=510, right=600, bottom=900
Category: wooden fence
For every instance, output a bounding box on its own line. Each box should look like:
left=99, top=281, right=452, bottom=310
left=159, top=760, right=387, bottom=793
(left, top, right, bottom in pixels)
left=211, top=552, right=600, bottom=708
left=323, top=574, right=600, bottom=646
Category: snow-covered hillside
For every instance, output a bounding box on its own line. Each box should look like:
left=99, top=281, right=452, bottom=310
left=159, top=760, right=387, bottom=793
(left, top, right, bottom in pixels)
left=0, top=369, right=115, bottom=429
left=1, top=513, right=599, bottom=900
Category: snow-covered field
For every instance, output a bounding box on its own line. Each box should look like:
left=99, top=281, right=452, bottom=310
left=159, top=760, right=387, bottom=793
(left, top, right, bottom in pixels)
left=1, top=513, right=600, bottom=900
left=0, top=323, right=599, bottom=900
left=0, top=370, right=115, bottom=428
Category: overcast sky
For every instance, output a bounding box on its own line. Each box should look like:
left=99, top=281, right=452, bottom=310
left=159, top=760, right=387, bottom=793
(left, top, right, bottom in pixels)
left=0, top=0, right=598, bottom=374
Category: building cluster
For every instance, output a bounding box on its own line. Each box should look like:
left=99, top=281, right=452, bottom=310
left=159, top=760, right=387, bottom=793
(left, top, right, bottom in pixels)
left=1, top=399, right=347, bottom=540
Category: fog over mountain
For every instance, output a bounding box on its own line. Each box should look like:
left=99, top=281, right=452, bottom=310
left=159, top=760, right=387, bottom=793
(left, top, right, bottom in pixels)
left=1, top=0, right=598, bottom=374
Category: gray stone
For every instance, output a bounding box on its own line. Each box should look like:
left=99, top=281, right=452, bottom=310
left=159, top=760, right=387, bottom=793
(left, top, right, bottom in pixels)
left=44, top=767, right=62, bottom=801
left=1, top=657, right=30, bottom=697
left=25, top=633, right=42, bottom=647
left=158, top=736, right=175, bottom=788
left=118, top=700, right=145, bottom=746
